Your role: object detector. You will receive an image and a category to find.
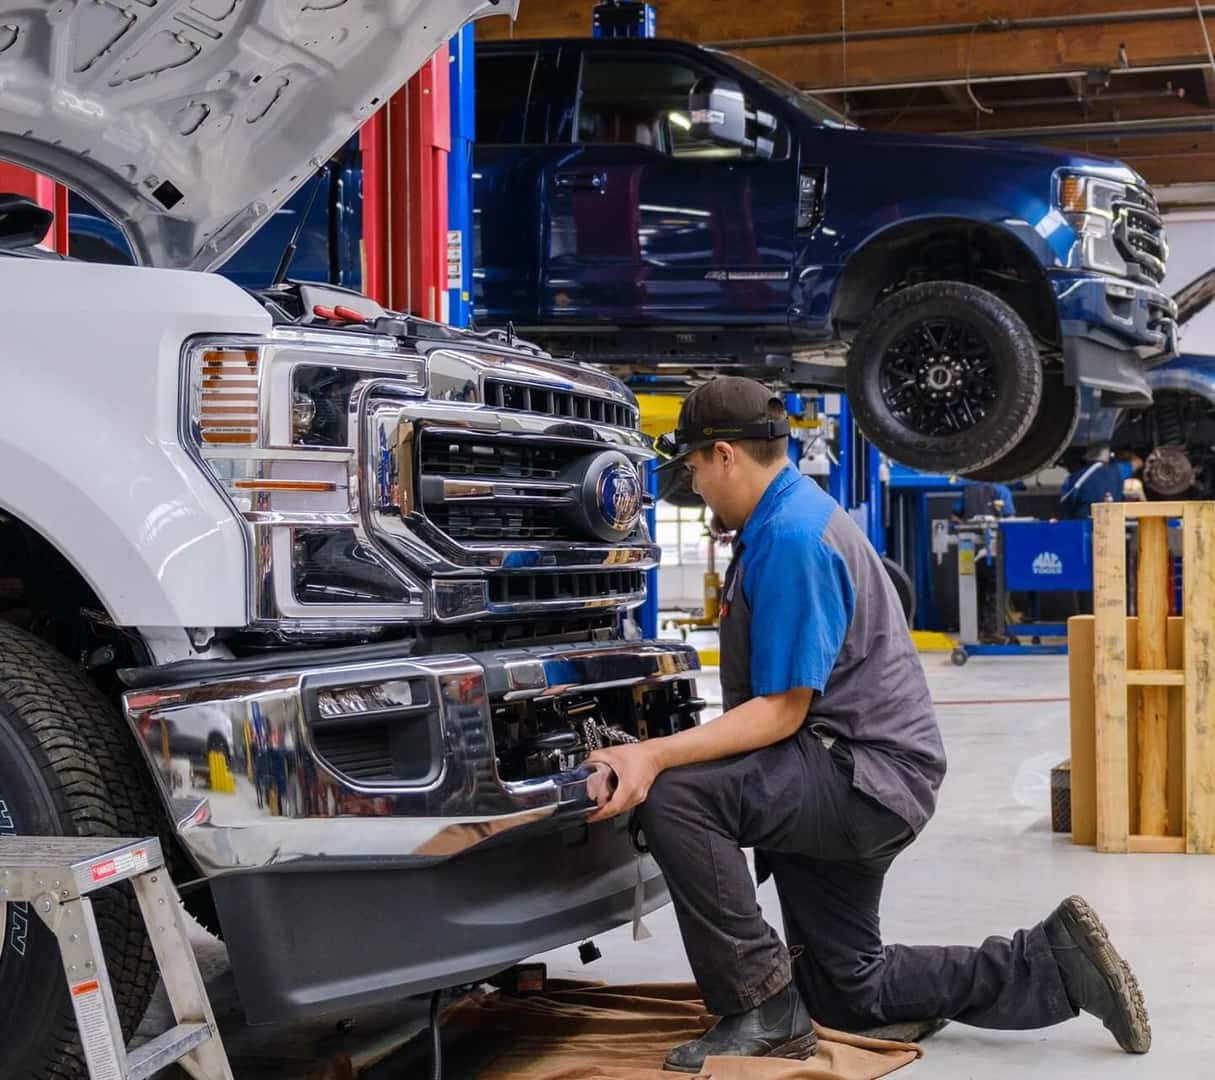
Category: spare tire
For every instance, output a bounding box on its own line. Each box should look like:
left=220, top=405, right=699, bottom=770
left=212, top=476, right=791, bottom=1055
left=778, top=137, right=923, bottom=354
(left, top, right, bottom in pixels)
left=847, top=281, right=1043, bottom=474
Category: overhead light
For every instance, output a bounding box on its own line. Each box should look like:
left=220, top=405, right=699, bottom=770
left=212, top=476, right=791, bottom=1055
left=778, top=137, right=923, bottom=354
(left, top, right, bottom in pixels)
left=668, top=111, right=692, bottom=131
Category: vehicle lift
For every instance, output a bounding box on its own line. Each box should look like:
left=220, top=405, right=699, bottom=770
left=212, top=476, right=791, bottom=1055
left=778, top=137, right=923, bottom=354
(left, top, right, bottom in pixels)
left=0, top=835, right=233, bottom=1079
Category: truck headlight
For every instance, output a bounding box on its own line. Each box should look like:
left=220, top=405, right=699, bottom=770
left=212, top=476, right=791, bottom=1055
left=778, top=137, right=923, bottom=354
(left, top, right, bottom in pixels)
left=183, top=332, right=427, bottom=628
left=1054, top=172, right=1127, bottom=275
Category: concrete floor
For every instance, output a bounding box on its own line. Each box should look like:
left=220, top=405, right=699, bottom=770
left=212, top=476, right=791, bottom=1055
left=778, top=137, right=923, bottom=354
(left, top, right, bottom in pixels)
left=159, top=650, right=1215, bottom=1078
left=533, top=651, right=1215, bottom=1078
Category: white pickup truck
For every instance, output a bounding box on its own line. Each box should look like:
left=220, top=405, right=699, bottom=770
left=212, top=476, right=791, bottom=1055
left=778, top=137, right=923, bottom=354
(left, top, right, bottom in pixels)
left=0, top=3, right=701, bottom=1075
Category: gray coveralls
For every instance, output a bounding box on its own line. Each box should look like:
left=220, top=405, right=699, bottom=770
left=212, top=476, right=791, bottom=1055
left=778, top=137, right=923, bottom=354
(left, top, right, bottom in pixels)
left=635, top=479, right=1076, bottom=1033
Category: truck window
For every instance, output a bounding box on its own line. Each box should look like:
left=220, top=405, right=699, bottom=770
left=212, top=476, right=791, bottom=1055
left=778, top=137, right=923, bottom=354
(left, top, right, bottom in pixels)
left=476, top=52, right=538, bottom=145
left=576, top=53, right=748, bottom=159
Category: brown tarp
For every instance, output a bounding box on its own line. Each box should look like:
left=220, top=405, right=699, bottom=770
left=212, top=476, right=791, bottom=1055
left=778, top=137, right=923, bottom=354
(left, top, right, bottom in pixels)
left=442, top=983, right=922, bottom=1080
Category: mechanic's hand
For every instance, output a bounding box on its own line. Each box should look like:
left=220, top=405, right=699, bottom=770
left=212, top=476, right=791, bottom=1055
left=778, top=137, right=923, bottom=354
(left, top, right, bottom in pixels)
left=584, top=742, right=662, bottom=822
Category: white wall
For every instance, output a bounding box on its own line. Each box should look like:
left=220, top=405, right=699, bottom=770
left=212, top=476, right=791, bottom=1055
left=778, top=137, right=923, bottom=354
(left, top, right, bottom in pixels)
left=1161, top=211, right=1215, bottom=354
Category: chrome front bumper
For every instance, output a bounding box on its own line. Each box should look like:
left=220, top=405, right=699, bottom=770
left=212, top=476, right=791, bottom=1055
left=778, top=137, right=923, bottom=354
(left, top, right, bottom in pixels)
left=122, top=639, right=699, bottom=875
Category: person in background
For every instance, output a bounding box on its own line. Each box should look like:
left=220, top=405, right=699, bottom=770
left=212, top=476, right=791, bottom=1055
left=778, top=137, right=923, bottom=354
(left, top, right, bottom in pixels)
left=950, top=479, right=1016, bottom=640
left=1060, top=452, right=1144, bottom=519
left=950, top=479, right=1016, bottom=522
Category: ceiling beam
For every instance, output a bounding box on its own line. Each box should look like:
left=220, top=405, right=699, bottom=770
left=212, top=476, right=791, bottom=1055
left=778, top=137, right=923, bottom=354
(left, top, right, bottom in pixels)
left=739, top=19, right=1215, bottom=91
left=478, top=1, right=1209, bottom=44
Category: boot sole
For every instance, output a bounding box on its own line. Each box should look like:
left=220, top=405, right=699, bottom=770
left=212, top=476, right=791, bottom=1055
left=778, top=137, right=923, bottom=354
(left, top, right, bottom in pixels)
left=662, top=1032, right=818, bottom=1073
left=1059, top=895, right=1151, bottom=1054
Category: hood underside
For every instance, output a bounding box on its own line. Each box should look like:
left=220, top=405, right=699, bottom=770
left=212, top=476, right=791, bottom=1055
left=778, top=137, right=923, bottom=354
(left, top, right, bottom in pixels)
left=0, top=0, right=514, bottom=270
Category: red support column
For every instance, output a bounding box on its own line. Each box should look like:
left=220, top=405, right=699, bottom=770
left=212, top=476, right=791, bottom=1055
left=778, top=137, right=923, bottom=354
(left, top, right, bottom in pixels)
left=405, top=44, right=451, bottom=322
left=0, top=164, right=68, bottom=253
left=359, top=45, right=450, bottom=320
left=359, top=111, right=388, bottom=306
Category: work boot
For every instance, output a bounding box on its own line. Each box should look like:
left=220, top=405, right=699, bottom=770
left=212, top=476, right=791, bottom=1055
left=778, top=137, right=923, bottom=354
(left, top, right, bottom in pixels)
left=1044, top=895, right=1151, bottom=1054
left=663, top=981, right=816, bottom=1073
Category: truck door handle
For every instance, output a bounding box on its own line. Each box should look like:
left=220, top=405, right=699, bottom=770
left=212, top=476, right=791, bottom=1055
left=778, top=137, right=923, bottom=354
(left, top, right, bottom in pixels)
left=555, top=171, right=607, bottom=192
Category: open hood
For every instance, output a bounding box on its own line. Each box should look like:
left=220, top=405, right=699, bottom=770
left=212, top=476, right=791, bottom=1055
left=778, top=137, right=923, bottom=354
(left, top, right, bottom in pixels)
left=0, top=0, right=515, bottom=270
left=1174, top=265, right=1215, bottom=328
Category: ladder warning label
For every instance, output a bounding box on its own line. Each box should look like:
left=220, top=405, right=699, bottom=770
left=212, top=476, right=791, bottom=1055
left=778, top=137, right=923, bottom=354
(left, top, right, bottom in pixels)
left=90, top=846, right=149, bottom=884
left=70, top=978, right=123, bottom=1080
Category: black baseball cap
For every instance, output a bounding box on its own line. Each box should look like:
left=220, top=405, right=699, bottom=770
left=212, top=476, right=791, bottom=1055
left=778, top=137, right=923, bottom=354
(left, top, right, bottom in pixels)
left=655, top=377, right=790, bottom=471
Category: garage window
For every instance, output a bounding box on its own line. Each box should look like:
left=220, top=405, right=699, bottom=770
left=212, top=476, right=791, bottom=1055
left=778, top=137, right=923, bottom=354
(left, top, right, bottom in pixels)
left=476, top=53, right=539, bottom=145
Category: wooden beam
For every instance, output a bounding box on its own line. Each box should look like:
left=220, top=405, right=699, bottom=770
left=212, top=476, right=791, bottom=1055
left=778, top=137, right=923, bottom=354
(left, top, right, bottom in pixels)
left=1183, top=502, right=1215, bottom=854
left=1127, top=835, right=1187, bottom=854
left=1069, top=615, right=1097, bottom=846
left=1136, top=516, right=1171, bottom=836
left=889, top=97, right=1208, bottom=135
left=1093, top=503, right=1130, bottom=854
left=477, top=1, right=1201, bottom=45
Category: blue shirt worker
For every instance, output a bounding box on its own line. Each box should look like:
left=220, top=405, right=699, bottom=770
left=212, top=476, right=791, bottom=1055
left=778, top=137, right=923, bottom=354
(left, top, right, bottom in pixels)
left=951, top=479, right=1016, bottom=520
left=584, top=377, right=1150, bottom=1072
left=1061, top=454, right=1143, bottom=518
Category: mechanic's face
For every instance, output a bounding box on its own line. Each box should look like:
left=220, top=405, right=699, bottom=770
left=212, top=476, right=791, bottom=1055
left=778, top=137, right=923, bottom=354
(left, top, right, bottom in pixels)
left=685, top=443, right=743, bottom=529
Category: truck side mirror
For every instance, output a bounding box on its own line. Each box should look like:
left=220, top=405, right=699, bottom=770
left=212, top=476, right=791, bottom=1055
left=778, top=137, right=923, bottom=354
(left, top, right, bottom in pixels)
left=0, top=194, right=54, bottom=251
left=689, top=77, right=748, bottom=148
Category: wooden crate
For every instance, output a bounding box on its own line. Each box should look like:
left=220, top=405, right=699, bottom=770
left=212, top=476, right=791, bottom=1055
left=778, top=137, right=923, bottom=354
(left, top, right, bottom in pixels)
left=1072, top=501, right=1215, bottom=854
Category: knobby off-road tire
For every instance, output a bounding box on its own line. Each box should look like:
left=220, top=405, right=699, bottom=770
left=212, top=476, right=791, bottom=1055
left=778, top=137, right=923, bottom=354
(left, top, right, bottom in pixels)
left=964, top=370, right=1080, bottom=482
left=846, top=281, right=1044, bottom=474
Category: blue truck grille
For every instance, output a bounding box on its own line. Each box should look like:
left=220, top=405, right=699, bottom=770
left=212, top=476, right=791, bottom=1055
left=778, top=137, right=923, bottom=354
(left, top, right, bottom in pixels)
left=1114, top=187, right=1166, bottom=285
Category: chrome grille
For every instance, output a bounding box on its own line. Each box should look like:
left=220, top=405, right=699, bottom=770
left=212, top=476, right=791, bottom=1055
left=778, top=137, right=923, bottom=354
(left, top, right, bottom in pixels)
left=1114, top=187, right=1166, bottom=285
left=484, top=378, right=639, bottom=430
left=427, top=504, right=568, bottom=542
left=420, top=433, right=598, bottom=544
left=489, top=569, right=645, bottom=605
left=421, top=436, right=572, bottom=480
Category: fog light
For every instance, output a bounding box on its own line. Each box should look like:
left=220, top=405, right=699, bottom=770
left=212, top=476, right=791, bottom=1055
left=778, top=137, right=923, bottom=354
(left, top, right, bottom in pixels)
left=316, top=679, right=415, bottom=719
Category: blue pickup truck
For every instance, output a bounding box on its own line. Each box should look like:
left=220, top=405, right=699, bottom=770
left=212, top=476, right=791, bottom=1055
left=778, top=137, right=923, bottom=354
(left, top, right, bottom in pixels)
left=64, top=34, right=1177, bottom=481
left=472, top=36, right=1177, bottom=481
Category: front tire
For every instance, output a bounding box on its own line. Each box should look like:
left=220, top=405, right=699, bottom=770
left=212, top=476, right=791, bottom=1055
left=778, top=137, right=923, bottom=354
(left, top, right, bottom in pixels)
left=963, top=371, right=1079, bottom=482
left=846, top=281, right=1043, bottom=474
left=0, top=623, right=158, bottom=1080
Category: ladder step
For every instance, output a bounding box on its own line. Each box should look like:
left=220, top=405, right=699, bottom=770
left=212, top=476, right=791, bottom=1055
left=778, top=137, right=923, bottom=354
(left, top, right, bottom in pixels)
left=126, top=1022, right=212, bottom=1080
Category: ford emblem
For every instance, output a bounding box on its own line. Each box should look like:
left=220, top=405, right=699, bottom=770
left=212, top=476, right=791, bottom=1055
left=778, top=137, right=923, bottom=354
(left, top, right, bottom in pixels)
left=596, top=461, right=643, bottom=534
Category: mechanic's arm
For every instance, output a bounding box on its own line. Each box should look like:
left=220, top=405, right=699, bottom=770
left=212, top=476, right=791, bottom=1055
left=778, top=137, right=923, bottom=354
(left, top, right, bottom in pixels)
left=585, top=690, right=811, bottom=822
left=658, top=687, right=811, bottom=767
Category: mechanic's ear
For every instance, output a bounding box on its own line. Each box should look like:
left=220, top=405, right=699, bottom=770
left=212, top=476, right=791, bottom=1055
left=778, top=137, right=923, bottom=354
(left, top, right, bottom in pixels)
left=714, top=440, right=735, bottom=468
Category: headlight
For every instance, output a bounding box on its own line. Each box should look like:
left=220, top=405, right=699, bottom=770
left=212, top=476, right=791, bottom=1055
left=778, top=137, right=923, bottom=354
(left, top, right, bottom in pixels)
left=1053, top=171, right=1128, bottom=276
left=184, top=331, right=428, bottom=630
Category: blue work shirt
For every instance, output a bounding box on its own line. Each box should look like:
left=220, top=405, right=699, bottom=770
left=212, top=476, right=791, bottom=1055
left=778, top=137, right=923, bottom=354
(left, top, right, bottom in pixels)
left=952, top=480, right=1016, bottom=519
left=721, top=465, right=946, bottom=832
left=1061, top=461, right=1134, bottom=518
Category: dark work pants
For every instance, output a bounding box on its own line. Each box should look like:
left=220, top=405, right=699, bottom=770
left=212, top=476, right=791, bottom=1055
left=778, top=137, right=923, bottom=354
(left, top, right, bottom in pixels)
left=635, top=730, right=1076, bottom=1031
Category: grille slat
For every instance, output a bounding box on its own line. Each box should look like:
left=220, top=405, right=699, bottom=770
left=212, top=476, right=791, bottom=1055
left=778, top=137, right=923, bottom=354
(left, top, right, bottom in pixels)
left=1114, top=188, right=1166, bottom=285
left=484, top=377, right=638, bottom=430
left=488, top=569, right=645, bottom=606
left=427, top=504, right=567, bottom=541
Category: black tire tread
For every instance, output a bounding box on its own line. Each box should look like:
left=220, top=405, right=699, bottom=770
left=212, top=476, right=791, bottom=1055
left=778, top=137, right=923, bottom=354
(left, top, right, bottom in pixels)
left=846, top=281, right=1043, bottom=474
left=0, top=621, right=159, bottom=1080
left=963, top=372, right=1079, bottom=482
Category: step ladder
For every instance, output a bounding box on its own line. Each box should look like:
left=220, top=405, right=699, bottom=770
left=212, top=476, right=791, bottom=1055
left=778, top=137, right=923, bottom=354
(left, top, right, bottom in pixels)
left=0, top=835, right=234, bottom=1080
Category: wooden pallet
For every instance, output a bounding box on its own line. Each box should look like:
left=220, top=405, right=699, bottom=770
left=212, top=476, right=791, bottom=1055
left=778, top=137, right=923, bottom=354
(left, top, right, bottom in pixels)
left=1069, top=501, right=1215, bottom=853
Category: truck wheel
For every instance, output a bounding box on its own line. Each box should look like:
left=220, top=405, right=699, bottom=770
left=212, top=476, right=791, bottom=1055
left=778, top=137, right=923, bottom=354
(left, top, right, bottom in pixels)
left=962, top=372, right=1079, bottom=482
left=847, top=282, right=1042, bottom=474
left=0, top=623, right=158, bottom=1080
